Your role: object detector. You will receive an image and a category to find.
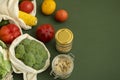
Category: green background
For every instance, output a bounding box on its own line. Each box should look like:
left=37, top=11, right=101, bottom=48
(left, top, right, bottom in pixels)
left=13, top=0, right=120, bottom=80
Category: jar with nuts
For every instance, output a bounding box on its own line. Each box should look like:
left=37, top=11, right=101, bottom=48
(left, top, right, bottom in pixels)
left=50, top=54, right=74, bottom=79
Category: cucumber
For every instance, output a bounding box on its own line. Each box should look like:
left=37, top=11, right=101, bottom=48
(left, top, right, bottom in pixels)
left=0, top=20, right=10, bottom=27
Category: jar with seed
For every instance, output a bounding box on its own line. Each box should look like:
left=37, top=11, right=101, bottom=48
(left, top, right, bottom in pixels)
left=55, top=28, right=73, bottom=53
left=50, top=54, right=74, bottom=79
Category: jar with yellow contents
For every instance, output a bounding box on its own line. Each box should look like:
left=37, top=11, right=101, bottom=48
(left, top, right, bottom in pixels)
left=55, top=28, right=73, bottom=53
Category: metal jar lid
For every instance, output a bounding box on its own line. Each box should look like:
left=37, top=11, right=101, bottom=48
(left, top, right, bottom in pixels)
left=55, top=28, right=73, bottom=45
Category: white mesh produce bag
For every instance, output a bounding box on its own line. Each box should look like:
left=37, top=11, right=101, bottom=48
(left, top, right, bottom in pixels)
left=9, top=34, right=50, bottom=80
left=0, top=40, right=13, bottom=80
left=8, top=0, right=37, bottom=30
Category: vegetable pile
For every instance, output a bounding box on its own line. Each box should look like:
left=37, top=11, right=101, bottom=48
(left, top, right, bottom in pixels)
left=0, top=0, right=73, bottom=79
left=15, top=38, right=48, bottom=70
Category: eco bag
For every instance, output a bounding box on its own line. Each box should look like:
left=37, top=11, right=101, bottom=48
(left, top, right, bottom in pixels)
left=9, top=34, right=50, bottom=80
left=0, top=0, right=9, bottom=15
left=0, top=40, right=13, bottom=80
left=8, top=0, right=37, bottom=30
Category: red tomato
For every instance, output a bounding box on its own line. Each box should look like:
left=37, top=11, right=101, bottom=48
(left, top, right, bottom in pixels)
left=19, top=1, right=34, bottom=13
left=36, top=24, right=55, bottom=43
left=0, top=24, right=21, bottom=44
left=55, top=9, right=68, bottom=22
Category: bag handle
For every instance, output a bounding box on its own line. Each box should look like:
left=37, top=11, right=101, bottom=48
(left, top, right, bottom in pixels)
left=23, top=73, right=37, bottom=80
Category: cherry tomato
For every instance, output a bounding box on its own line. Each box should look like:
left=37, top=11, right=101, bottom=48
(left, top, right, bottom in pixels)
left=19, top=1, right=34, bottom=13
left=55, top=9, right=68, bottom=22
left=36, top=24, right=55, bottom=43
left=0, top=24, right=21, bottom=44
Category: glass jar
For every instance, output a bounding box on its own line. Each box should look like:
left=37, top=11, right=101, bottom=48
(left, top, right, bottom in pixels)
left=50, top=54, right=74, bottom=79
left=55, top=28, right=73, bottom=53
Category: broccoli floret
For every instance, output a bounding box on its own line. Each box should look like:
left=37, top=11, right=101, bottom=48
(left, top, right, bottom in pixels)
left=34, top=52, right=43, bottom=64
left=23, top=52, right=36, bottom=67
left=20, top=38, right=31, bottom=46
left=25, top=44, right=35, bottom=53
left=33, top=61, right=45, bottom=70
left=40, top=50, right=48, bottom=60
left=15, top=44, right=25, bottom=59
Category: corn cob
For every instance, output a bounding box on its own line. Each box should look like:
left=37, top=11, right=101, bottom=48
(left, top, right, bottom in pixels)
left=19, top=11, right=37, bottom=26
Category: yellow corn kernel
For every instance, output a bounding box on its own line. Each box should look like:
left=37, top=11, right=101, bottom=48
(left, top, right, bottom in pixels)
left=19, top=11, right=37, bottom=26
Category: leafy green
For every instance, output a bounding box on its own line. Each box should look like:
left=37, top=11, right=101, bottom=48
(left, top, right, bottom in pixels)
left=0, top=40, right=11, bottom=79
left=15, top=44, right=25, bottom=59
left=0, top=52, right=11, bottom=79
left=15, top=38, right=48, bottom=70
left=0, top=67, right=8, bottom=79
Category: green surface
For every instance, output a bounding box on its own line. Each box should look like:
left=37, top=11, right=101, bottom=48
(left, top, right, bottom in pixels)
left=13, top=0, right=120, bottom=80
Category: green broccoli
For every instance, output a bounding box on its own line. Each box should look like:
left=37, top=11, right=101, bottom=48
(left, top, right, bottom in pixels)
left=23, top=52, right=36, bottom=67
left=20, top=38, right=31, bottom=46
left=15, top=44, right=25, bottom=59
left=15, top=38, right=48, bottom=70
